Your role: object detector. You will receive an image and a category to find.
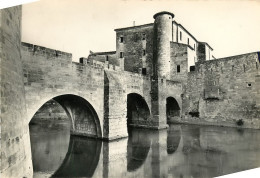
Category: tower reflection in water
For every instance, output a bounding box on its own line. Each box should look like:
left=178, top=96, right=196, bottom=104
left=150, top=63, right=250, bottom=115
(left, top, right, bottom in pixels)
left=30, top=123, right=260, bottom=178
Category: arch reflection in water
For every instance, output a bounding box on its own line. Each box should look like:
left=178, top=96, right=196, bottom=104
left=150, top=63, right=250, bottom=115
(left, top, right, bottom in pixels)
left=52, top=136, right=102, bottom=177
left=127, top=128, right=152, bottom=172
left=167, top=125, right=181, bottom=154
left=29, top=119, right=71, bottom=177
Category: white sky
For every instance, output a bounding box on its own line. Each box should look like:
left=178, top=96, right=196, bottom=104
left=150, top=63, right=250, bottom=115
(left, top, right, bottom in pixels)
left=22, top=0, right=260, bottom=62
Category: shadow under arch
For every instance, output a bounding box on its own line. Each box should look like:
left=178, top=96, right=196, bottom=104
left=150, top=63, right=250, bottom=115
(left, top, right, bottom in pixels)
left=166, top=97, right=181, bottom=123
left=52, top=135, right=102, bottom=177
left=127, top=128, right=152, bottom=172
left=127, top=93, right=151, bottom=127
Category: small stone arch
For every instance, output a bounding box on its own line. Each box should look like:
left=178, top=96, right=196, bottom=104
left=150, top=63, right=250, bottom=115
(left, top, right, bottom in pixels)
left=127, top=93, right=151, bottom=127
left=166, top=97, right=181, bottom=123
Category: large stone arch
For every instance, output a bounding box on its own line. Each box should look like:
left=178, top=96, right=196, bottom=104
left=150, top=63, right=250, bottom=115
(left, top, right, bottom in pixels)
left=29, top=94, right=102, bottom=138
left=127, top=93, right=151, bottom=127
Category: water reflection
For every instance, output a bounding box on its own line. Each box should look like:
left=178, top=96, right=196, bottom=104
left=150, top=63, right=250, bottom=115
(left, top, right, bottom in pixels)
left=167, top=125, right=181, bottom=154
left=30, top=122, right=260, bottom=178
left=29, top=120, right=71, bottom=177
left=127, top=128, right=151, bottom=172
left=53, top=136, right=102, bottom=177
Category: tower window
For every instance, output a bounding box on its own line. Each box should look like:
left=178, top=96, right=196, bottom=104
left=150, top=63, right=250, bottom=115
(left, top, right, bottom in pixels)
left=134, top=33, right=138, bottom=42
left=143, top=50, right=146, bottom=56
left=190, top=66, right=195, bottom=71
left=177, top=65, right=180, bottom=73
left=142, top=68, right=147, bottom=75
left=106, top=55, right=109, bottom=61
left=142, top=33, right=146, bottom=40
left=120, top=52, right=124, bottom=58
left=120, top=36, right=124, bottom=43
left=180, top=32, right=182, bottom=41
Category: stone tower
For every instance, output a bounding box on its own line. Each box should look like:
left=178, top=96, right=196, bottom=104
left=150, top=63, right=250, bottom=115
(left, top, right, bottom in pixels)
left=150, top=11, right=174, bottom=129
left=153, top=11, right=174, bottom=78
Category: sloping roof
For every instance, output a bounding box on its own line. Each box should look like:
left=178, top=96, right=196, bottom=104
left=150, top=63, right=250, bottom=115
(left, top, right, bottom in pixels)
left=114, top=23, right=154, bottom=32
left=89, top=51, right=116, bottom=56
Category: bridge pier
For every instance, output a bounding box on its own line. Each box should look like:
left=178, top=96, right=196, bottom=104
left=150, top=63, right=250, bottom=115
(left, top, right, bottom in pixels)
left=150, top=78, right=169, bottom=129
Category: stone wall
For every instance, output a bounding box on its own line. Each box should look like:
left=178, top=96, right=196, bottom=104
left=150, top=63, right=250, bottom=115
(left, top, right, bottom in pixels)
left=170, top=42, right=188, bottom=82
left=115, top=24, right=154, bottom=75
left=87, top=51, right=119, bottom=66
left=0, top=6, right=33, bottom=177
left=183, top=52, right=260, bottom=129
left=21, top=42, right=105, bottom=136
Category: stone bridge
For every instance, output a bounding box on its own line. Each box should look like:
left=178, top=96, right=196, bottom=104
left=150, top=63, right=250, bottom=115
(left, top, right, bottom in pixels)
left=3, top=5, right=258, bottom=177
left=21, top=42, right=182, bottom=141
left=1, top=8, right=181, bottom=176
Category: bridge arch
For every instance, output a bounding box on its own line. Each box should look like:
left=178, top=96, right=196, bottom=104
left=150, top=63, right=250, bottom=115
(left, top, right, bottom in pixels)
left=29, top=94, right=102, bottom=138
left=166, top=97, right=181, bottom=123
left=127, top=93, right=151, bottom=127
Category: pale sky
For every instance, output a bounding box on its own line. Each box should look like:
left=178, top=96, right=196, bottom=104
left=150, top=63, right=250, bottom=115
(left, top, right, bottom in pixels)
left=22, top=0, right=260, bottom=62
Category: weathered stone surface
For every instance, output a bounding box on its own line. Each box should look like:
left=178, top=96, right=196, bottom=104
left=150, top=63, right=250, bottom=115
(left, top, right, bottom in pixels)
left=0, top=6, right=33, bottom=178
left=182, top=52, right=260, bottom=129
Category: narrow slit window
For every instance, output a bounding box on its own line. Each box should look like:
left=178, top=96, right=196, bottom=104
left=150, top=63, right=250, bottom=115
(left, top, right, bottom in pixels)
left=177, top=65, right=180, bottom=73
left=106, top=55, right=109, bottom=61
left=142, top=33, right=146, bottom=40
left=120, top=52, right=124, bottom=58
left=143, top=50, right=146, bottom=56
left=180, top=31, right=182, bottom=41
left=120, top=36, right=124, bottom=43
left=142, top=68, right=147, bottom=75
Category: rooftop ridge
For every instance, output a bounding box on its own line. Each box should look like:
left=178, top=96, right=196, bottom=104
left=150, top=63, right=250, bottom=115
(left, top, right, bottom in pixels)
left=114, top=23, right=154, bottom=31
left=89, top=51, right=116, bottom=56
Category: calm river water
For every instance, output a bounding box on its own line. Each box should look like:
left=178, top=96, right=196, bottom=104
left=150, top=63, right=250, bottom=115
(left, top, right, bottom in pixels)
left=29, top=120, right=260, bottom=178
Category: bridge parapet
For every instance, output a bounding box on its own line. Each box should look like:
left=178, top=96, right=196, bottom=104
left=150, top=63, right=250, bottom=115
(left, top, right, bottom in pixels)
left=22, top=42, right=72, bottom=61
